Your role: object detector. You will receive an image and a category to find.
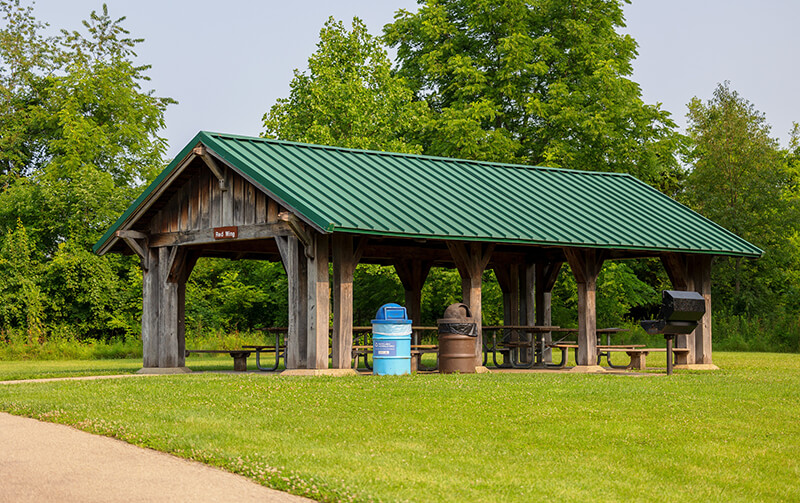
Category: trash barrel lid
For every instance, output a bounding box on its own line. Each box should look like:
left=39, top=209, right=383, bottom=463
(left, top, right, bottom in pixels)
left=442, top=303, right=472, bottom=320
left=371, top=303, right=412, bottom=324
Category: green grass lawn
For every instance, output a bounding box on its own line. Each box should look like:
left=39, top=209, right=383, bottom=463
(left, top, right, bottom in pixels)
left=0, top=355, right=284, bottom=381
left=1, top=352, right=799, bottom=502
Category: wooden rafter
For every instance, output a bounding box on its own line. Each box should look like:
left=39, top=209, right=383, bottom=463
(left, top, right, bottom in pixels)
left=116, top=230, right=149, bottom=270
left=193, top=146, right=228, bottom=191
left=279, top=211, right=315, bottom=259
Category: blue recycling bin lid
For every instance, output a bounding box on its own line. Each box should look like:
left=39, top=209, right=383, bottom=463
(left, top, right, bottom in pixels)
left=371, top=303, right=412, bottom=324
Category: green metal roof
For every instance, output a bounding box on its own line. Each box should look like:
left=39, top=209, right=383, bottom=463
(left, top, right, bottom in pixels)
left=94, top=131, right=763, bottom=258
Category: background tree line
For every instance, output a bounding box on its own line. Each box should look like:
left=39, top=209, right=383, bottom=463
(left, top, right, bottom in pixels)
left=1, top=0, right=798, bottom=353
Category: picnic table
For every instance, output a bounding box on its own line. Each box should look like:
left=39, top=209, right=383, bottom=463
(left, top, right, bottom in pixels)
left=482, top=325, right=561, bottom=369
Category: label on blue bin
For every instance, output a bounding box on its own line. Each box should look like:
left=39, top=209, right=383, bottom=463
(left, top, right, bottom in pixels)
left=372, top=324, right=412, bottom=336
left=374, top=340, right=397, bottom=357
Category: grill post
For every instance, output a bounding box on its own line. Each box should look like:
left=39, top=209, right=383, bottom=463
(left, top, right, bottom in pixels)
left=665, top=334, right=675, bottom=376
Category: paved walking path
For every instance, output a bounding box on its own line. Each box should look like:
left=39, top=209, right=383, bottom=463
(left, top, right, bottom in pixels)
left=0, top=412, right=313, bottom=503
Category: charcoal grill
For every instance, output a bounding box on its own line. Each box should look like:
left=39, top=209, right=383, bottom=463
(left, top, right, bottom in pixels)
left=640, top=290, right=706, bottom=375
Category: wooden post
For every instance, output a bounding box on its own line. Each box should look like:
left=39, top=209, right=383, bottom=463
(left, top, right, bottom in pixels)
left=447, top=242, right=494, bottom=368
left=141, top=247, right=160, bottom=368
left=394, top=259, right=432, bottom=349
left=177, top=281, right=187, bottom=367
left=332, top=235, right=365, bottom=369
left=494, top=263, right=521, bottom=326
left=159, top=248, right=178, bottom=369
left=494, top=262, right=525, bottom=361
left=173, top=250, right=198, bottom=368
left=139, top=245, right=196, bottom=370
left=519, top=264, right=530, bottom=326
left=276, top=235, right=308, bottom=369
left=524, top=263, right=536, bottom=326
left=307, top=232, right=330, bottom=369
left=691, top=255, right=714, bottom=365
left=535, top=261, right=562, bottom=363
left=564, top=249, right=606, bottom=368
left=660, top=253, right=695, bottom=365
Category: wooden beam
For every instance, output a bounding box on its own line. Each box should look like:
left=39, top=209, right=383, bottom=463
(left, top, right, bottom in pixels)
left=116, top=230, right=149, bottom=269
left=141, top=246, right=160, bottom=368
left=116, top=230, right=147, bottom=240
left=167, top=249, right=200, bottom=284
left=149, top=222, right=292, bottom=248
left=522, top=262, right=534, bottom=327
left=193, top=146, right=228, bottom=191
left=564, top=248, right=606, bottom=367
left=495, top=262, right=525, bottom=361
left=495, top=263, right=519, bottom=324
left=177, top=281, right=187, bottom=367
left=122, top=237, right=148, bottom=270
left=661, top=253, right=691, bottom=290
left=353, top=236, right=367, bottom=264
left=363, top=244, right=451, bottom=263
left=157, top=246, right=179, bottom=368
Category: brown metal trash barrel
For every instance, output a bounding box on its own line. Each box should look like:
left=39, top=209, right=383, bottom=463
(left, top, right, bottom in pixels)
left=437, top=303, right=478, bottom=373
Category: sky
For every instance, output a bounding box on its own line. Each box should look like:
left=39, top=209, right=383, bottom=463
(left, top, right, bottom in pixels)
left=26, top=0, right=800, bottom=158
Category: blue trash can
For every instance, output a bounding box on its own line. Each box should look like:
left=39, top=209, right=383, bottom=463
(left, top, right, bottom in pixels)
left=371, top=303, right=412, bottom=375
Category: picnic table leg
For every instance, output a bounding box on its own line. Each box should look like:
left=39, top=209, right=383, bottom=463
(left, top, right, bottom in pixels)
left=255, top=348, right=279, bottom=372
left=545, top=346, right=569, bottom=368
left=605, top=353, right=630, bottom=370
left=255, top=333, right=282, bottom=371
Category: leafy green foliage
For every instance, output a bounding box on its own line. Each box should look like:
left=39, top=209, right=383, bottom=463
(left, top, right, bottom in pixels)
left=0, top=220, right=43, bottom=333
left=685, top=83, right=800, bottom=318
left=551, top=261, right=659, bottom=329
left=186, top=258, right=288, bottom=332
left=0, top=1, right=171, bottom=339
left=352, top=264, right=404, bottom=325
left=384, top=0, right=683, bottom=188
left=263, top=16, right=427, bottom=154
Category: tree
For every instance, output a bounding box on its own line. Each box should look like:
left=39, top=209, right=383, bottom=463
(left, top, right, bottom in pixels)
left=263, top=16, right=427, bottom=154
left=685, top=82, right=800, bottom=315
left=384, top=0, right=682, bottom=187
left=0, top=0, right=56, bottom=182
left=0, top=2, right=173, bottom=338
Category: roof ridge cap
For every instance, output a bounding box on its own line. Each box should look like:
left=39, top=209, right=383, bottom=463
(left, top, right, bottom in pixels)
left=200, top=131, right=631, bottom=177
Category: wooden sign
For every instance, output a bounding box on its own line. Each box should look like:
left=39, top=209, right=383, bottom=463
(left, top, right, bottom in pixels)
left=213, top=226, right=238, bottom=240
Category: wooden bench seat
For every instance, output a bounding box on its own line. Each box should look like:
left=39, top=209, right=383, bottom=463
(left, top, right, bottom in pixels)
left=185, top=349, right=251, bottom=371
left=546, top=344, right=691, bottom=370
left=620, top=347, right=689, bottom=370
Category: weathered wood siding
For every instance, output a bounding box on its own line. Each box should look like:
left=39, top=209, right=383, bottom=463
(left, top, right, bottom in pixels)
left=149, top=166, right=284, bottom=235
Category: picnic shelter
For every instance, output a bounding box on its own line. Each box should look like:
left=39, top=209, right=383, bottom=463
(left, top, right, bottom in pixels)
left=93, top=131, right=762, bottom=373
